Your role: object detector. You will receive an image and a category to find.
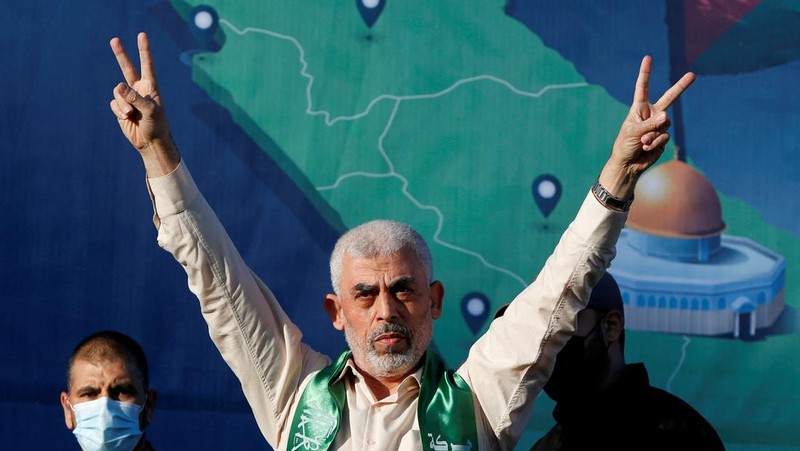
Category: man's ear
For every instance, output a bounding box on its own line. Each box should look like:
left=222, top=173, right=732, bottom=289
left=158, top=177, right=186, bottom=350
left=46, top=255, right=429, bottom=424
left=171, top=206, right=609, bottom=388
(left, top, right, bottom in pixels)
left=429, top=281, right=444, bottom=320
left=140, top=389, right=157, bottom=430
left=60, top=392, right=75, bottom=430
left=602, top=310, right=624, bottom=343
left=324, top=294, right=345, bottom=331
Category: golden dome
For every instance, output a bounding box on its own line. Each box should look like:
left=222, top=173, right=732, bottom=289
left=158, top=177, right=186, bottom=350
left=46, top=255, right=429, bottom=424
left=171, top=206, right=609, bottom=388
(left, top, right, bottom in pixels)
left=627, top=159, right=726, bottom=238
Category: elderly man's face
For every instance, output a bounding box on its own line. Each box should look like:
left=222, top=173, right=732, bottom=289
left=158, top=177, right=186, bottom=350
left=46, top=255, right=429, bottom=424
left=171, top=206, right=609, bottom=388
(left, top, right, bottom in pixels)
left=60, top=357, right=153, bottom=431
left=325, top=247, right=444, bottom=379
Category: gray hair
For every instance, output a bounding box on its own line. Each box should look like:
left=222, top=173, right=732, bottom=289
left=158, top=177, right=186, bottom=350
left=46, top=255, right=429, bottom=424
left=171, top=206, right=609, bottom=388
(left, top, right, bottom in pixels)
left=330, top=220, right=433, bottom=296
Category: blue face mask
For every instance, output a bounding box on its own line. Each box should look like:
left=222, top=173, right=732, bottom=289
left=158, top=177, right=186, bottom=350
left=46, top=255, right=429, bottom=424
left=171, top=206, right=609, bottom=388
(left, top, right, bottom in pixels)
left=70, top=397, right=144, bottom=451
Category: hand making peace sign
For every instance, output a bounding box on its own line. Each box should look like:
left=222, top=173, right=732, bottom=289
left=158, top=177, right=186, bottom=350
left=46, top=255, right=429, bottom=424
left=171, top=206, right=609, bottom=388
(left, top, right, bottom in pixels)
left=599, top=56, right=695, bottom=200
left=109, top=32, right=179, bottom=177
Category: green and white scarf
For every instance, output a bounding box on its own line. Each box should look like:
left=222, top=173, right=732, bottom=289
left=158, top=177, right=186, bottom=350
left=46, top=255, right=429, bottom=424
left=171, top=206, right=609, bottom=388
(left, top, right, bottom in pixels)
left=288, top=349, right=478, bottom=450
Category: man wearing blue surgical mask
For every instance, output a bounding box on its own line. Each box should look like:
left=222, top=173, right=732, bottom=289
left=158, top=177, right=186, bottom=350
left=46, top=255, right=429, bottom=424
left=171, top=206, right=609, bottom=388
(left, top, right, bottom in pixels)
left=60, top=331, right=157, bottom=451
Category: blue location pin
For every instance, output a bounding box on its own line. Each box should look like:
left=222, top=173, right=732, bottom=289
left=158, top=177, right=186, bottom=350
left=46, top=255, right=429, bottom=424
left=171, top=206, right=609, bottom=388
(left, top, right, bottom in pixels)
left=189, top=5, right=220, bottom=51
left=461, top=292, right=491, bottom=335
left=531, top=174, right=562, bottom=218
left=355, top=0, right=386, bottom=28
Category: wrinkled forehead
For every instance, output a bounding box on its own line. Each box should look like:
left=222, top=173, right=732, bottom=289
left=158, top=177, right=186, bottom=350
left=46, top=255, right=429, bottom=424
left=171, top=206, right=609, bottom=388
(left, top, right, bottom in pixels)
left=341, top=247, right=426, bottom=284
left=71, top=357, right=143, bottom=389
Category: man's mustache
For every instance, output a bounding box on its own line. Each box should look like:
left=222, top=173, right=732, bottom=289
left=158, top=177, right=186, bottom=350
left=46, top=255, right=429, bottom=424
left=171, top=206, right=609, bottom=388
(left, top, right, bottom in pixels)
left=368, top=323, right=412, bottom=343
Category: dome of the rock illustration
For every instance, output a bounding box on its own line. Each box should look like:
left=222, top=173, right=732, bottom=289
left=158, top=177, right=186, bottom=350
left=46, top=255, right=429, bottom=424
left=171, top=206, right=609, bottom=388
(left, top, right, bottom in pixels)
left=627, top=158, right=726, bottom=237
left=610, top=154, right=785, bottom=339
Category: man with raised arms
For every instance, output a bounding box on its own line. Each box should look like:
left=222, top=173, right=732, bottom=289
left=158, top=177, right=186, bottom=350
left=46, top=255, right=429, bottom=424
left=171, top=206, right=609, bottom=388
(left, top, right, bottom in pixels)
left=108, top=32, right=694, bottom=450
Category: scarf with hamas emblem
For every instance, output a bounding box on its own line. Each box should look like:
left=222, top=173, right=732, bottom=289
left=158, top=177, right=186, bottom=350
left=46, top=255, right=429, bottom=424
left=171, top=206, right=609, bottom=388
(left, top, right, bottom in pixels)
left=288, top=349, right=478, bottom=450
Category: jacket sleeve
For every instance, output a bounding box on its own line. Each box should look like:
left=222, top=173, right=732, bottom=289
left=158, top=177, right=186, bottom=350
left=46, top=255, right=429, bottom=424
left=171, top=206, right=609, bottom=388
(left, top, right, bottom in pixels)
left=147, top=162, right=331, bottom=447
left=457, top=192, right=627, bottom=448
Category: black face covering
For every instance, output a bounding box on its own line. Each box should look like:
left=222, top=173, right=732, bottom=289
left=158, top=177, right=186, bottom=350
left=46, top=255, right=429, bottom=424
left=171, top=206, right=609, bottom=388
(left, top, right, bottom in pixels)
left=543, top=317, right=610, bottom=403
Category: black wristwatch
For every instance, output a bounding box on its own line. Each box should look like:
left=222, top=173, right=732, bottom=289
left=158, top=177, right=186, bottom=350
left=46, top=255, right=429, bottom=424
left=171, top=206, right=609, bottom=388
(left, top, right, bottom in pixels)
left=591, top=180, right=634, bottom=212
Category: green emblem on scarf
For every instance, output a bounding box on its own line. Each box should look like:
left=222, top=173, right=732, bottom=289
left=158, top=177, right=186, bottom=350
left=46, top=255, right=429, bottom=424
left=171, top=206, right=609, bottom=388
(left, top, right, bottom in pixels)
left=288, top=349, right=478, bottom=450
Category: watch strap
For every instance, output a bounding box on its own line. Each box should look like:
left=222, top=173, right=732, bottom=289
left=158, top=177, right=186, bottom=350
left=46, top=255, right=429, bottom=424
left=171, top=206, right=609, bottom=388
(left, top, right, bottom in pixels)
left=591, top=180, right=633, bottom=212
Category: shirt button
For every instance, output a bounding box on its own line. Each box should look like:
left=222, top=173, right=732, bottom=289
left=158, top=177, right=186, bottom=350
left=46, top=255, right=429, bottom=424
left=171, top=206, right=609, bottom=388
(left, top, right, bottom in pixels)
left=367, top=439, right=376, bottom=446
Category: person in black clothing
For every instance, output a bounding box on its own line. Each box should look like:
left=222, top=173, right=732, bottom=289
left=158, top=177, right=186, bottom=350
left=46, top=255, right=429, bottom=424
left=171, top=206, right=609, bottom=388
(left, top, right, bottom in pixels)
left=498, top=273, right=725, bottom=450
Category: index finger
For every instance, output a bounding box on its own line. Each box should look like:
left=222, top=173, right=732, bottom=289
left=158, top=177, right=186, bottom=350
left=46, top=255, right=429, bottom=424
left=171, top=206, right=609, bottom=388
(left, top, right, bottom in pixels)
left=110, top=37, right=140, bottom=86
left=137, top=32, right=158, bottom=84
left=632, top=55, right=652, bottom=105
left=654, top=72, right=696, bottom=111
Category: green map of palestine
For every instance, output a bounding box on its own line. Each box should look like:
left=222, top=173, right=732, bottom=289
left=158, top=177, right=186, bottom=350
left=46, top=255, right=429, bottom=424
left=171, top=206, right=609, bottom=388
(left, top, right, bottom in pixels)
left=173, top=0, right=800, bottom=446
left=178, top=0, right=622, bottom=358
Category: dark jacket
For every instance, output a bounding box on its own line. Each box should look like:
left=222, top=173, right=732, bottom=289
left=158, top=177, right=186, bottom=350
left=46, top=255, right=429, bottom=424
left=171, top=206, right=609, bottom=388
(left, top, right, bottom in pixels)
left=531, top=363, right=725, bottom=451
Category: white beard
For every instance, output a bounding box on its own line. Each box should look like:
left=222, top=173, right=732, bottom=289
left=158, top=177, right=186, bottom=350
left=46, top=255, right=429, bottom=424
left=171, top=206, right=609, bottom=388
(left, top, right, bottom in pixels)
left=343, top=315, right=433, bottom=378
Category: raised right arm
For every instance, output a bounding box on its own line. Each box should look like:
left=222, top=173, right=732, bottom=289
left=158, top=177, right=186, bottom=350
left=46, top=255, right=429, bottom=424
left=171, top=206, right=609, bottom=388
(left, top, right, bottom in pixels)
left=108, top=32, right=330, bottom=446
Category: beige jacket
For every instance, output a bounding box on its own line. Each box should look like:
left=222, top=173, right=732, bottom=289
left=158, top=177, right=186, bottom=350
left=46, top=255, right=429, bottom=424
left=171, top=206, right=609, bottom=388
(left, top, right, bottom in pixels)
left=148, top=162, right=626, bottom=450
